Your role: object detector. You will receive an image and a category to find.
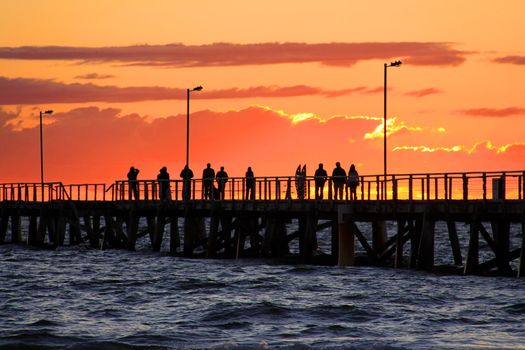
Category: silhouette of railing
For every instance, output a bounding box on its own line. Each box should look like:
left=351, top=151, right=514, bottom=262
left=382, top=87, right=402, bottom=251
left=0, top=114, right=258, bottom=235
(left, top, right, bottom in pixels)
left=2, top=170, right=524, bottom=202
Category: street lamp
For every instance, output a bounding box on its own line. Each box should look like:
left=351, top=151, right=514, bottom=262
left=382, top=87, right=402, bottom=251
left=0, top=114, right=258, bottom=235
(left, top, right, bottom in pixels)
left=186, top=86, right=203, bottom=169
left=383, top=60, right=402, bottom=200
left=39, top=109, right=53, bottom=202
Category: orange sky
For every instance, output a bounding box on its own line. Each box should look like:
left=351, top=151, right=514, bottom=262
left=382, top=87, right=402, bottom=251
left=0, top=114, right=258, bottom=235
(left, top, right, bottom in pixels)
left=1, top=1, right=524, bottom=183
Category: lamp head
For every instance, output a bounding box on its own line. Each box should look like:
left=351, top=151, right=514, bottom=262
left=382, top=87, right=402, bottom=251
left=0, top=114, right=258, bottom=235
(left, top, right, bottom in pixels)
left=44, top=110, right=53, bottom=115
left=390, top=60, right=402, bottom=67
left=192, top=86, right=203, bottom=92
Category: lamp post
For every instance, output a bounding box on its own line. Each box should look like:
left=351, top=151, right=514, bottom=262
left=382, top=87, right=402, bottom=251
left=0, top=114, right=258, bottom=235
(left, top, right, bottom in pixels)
left=39, top=110, right=53, bottom=202
left=383, top=60, right=402, bottom=200
left=186, top=86, right=203, bottom=169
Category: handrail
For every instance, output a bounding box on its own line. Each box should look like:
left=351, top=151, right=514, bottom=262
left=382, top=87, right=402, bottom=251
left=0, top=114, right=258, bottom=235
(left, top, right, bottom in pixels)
left=1, top=169, right=524, bottom=202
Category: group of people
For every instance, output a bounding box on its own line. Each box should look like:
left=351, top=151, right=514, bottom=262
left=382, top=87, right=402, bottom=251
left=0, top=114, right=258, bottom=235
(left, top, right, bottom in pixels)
left=297, top=162, right=359, bottom=201
left=126, top=164, right=254, bottom=201
left=126, top=162, right=359, bottom=201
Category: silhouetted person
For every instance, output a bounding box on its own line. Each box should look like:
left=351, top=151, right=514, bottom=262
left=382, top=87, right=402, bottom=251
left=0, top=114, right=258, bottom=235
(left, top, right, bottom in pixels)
left=157, top=166, right=170, bottom=200
left=314, top=163, right=327, bottom=199
left=216, top=166, right=229, bottom=200
left=180, top=165, right=194, bottom=201
left=202, top=163, right=215, bottom=200
left=245, top=166, right=255, bottom=200
left=347, top=164, right=359, bottom=200
left=127, top=166, right=140, bottom=200
left=332, top=162, right=347, bottom=200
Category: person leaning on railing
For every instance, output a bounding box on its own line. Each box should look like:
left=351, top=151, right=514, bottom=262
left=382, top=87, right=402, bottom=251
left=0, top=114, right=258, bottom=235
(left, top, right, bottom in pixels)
left=332, top=162, right=347, bottom=200
left=347, top=164, right=359, bottom=200
left=127, top=166, right=140, bottom=200
left=216, top=166, right=229, bottom=200
left=157, top=166, right=171, bottom=200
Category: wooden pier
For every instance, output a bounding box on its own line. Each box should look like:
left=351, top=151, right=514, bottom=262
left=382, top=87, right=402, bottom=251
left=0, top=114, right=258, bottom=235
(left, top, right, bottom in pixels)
left=1, top=170, right=524, bottom=277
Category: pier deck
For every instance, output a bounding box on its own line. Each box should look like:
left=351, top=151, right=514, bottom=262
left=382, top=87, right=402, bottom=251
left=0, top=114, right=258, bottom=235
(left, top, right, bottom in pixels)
left=1, top=170, right=524, bottom=277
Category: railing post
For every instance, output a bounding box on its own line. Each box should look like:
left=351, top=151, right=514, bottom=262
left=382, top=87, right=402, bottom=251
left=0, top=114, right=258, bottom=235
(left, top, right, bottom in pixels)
left=522, top=171, right=525, bottom=200
left=434, top=177, right=438, bottom=200
left=264, top=177, right=268, bottom=200
left=420, top=178, right=424, bottom=200
left=367, top=180, right=371, bottom=201
left=376, top=176, right=380, bottom=200
left=448, top=176, right=453, bottom=200
left=276, top=178, right=281, bottom=200
left=144, top=182, right=149, bottom=200
left=408, top=175, right=413, bottom=201
left=426, top=174, right=430, bottom=201
left=462, top=173, right=468, bottom=200
left=444, top=174, right=448, bottom=200
left=392, top=176, right=398, bottom=201
left=360, top=176, right=365, bottom=201
left=328, top=178, right=333, bottom=200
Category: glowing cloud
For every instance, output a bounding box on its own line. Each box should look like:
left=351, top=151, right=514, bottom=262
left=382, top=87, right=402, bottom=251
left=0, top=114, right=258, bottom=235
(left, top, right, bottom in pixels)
left=364, top=117, right=423, bottom=139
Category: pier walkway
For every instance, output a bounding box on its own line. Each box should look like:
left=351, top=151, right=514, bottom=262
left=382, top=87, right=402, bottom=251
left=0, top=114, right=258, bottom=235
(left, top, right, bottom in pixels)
left=1, top=170, right=524, bottom=277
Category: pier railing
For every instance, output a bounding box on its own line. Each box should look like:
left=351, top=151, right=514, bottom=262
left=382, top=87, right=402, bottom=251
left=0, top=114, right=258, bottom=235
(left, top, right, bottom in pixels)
left=1, top=170, right=524, bottom=202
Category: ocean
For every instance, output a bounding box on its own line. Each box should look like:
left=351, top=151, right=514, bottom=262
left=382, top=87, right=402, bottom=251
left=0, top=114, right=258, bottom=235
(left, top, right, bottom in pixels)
left=0, top=219, right=524, bottom=350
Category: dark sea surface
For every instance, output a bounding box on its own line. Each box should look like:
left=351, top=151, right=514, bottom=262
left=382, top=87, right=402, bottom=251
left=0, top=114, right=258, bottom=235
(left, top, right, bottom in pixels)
left=1, top=219, right=524, bottom=350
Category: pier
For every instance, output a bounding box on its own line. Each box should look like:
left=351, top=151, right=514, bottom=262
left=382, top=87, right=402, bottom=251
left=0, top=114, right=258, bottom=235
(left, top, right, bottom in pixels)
left=1, top=170, right=524, bottom=277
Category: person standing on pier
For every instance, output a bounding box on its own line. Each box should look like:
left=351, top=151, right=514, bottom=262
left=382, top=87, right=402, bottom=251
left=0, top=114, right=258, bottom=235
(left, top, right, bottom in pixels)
left=202, top=163, right=215, bottom=200
left=347, top=164, right=359, bottom=200
left=180, top=165, right=194, bottom=201
left=331, top=162, right=346, bottom=200
left=216, top=166, right=229, bottom=200
left=157, top=166, right=171, bottom=200
left=245, top=166, right=255, bottom=200
left=314, top=163, right=327, bottom=199
left=127, top=166, right=140, bottom=200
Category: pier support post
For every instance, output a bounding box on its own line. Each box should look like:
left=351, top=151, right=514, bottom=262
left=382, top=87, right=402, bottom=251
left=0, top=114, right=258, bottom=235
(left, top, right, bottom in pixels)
left=447, top=221, right=462, bottom=265
left=331, top=220, right=339, bottom=265
left=126, top=213, right=139, bottom=251
left=518, top=219, right=525, bottom=278
left=410, top=219, right=423, bottom=269
left=152, top=215, right=166, bottom=252
left=169, top=216, right=179, bottom=254
left=394, top=220, right=405, bottom=268
left=27, top=215, right=38, bottom=246
left=207, top=213, right=220, bottom=258
left=338, top=218, right=354, bottom=266
left=464, top=220, right=479, bottom=275
left=372, top=221, right=387, bottom=254
left=103, top=214, right=116, bottom=248
left=491, top=220, right=512, bottom=275
left=0, top=210, right=8, bottom=244
left=303, top=214, right=318, bottom=260
left=417, top=217, right=435, bottom=271
left=11, top=213, right=22, bottom=243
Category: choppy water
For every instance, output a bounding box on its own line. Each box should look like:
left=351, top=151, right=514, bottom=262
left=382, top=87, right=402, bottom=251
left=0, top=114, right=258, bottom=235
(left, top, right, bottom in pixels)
left=1, top=220, right=524, bottom=350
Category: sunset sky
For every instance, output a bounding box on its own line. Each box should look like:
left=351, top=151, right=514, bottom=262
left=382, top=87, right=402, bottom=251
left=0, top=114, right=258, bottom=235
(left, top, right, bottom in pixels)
left=1, top=1, right=524, bottom=184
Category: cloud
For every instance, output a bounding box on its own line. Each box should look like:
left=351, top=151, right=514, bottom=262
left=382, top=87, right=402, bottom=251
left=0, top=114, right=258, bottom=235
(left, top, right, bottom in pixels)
left=0, top=76, right=382, bottom=105
left=364, top=117, right=423, bottom=139
left=74, top=73, right=115, bottom=80
left=458, top=107, right=525, bottom=117
left=0, top=105, right=380, bottom=183
left=0, top=42, right=467, bottom=67
left=492, top=56, right=525, bottom=65
left=405, top=88, right=442, bottom=97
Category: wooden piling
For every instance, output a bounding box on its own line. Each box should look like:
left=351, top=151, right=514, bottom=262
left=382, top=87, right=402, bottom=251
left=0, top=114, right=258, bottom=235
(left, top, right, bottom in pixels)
left=11, top=213, right=22, bottom=243
left=169, top=216, right=180, bottom=254
left=464, top=219, right=480, bottom=275
left=447, top=221, right=462, bottom=265
left=518, top=219, right=525, bottom=278
left=395, top=220, right=405, bottom=268
left=417, top=215, right=435, bottom=271
left=491, top=220, right=512, bottom=275
left=338, top=219, right=354, bottom=266
left=372, top=221, right=387, bottom=254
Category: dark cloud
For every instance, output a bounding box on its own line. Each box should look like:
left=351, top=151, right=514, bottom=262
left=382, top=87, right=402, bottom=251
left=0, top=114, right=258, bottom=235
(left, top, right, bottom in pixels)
left=0, top=77, right=380, bottom=104
left=74, top=73, right=115, bottom=80
left=0, top=42, right=467, bottom=67
left=458, top=107, right=525, bottom=117
left=492, top=56, right=525, bottom=65
left=405, top=88, right=442, bottom=97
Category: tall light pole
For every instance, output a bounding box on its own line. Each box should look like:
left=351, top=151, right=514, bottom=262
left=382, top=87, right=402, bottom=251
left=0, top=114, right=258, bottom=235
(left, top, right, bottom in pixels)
left=186, top=86, right=203, bottom=169
left=39, top=110, right=53, bottom=202
left=384, top=60, right=402, bottom=200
